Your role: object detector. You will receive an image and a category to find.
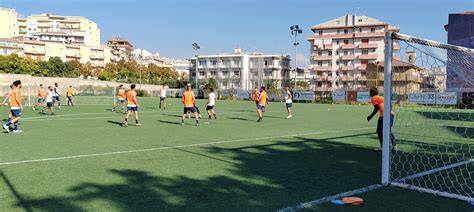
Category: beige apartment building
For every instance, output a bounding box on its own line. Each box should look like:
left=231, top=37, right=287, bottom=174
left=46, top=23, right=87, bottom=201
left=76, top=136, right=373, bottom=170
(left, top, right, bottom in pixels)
left=107, top=37, right=134, bottom=62
left=307, top=15, right=400, bottom=94
left=0, top=8, right=111, bottom=70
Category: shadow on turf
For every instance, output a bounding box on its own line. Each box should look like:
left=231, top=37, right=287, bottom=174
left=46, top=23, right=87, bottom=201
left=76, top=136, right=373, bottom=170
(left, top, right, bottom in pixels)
left=157, top=120, right=182, bottom=125
left=107, top=120, right=124, bottom=127
left=6, top=132, right=471, bottom=211
left=227, top=117, right=254, bottom=122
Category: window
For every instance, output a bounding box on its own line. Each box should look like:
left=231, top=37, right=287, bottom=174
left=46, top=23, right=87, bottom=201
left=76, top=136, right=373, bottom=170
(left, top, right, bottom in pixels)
left=343, top=61, right=349, bottom=66
left=344, top=29, right=348, bottom=34
left=264, top=60, right=268, bottom=66
left=343, top=51, right=348, bottom=56
left=318, top=30, right=323, bottom=35
left=336, top=50, right=339, bottom=55
left=343, top=40, right=349, bottom=45
left=233, top=60, right=241, bottom=66
left=359, top=28, right=362, bottom=33
left=198, top=60, right=206, bottom=66
left=336, top=61, right=340, bottom=65
left=358, top=19, right=363, bottom=22
left=199, top=71, right=205, bottom=76
left=318, top=51, right=322, bottom=56
left=336, top=40, right=339, bottom=44
left=362, top=50, right=369, bottom=55
left=362, top=39, right=369, bottom=44
left=318, top=61, right=323, bottom=66
left=328, top=51, right=332, bottom=56
left=370, top=28, right=375, bottom=33
left=337, top=30, right=340, bottom=34
left=210, top=60, right=217, bottom=65
left=361, top=60, right=368, bottom=65
left=234, top=71, right=240, bottom=76
left=210, top=71, right=216, bottom=76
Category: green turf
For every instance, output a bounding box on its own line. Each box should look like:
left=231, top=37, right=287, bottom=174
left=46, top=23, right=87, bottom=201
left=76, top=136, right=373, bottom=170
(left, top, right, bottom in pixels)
left=0, top=97, right=472, bottom=211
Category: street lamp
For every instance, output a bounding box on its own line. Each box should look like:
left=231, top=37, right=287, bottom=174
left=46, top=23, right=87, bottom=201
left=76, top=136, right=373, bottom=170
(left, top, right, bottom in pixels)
left=192, top=43, right=200, bottom=88
left=290, top=25, right=302, bottom=90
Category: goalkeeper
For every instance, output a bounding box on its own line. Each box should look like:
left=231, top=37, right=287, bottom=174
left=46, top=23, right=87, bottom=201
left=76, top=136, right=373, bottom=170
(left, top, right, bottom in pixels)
left=366, top=87, right=396, bottom=151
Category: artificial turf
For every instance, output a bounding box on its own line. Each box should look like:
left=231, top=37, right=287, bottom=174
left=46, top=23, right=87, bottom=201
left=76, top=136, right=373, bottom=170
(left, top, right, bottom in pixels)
left=0, top=96, right=472, bottom=211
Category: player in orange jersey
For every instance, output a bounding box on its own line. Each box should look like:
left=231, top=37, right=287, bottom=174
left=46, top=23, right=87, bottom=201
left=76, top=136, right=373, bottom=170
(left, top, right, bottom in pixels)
left=123, top=84, right=141, bottom=127
left=257, top=86, right=268, bottom=122
left=181, top=85, right=199, bottom=126
left=3, top=80, right=23, bottom=133
left=367, top=87, right=396, bottom=151
left=112, top=84, right=126, bottom=112
left=32, top=84, right=45, bottom=111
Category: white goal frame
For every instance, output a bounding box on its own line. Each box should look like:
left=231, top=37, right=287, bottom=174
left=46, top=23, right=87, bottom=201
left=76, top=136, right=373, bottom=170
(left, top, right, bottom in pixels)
left=382, top=32, right=474, bottom=203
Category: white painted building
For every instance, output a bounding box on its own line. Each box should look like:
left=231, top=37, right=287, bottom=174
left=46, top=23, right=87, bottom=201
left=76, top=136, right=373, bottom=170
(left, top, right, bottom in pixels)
left=190, top=48, right=291, bottom=90
left=307, top=14, right=400, bottom=93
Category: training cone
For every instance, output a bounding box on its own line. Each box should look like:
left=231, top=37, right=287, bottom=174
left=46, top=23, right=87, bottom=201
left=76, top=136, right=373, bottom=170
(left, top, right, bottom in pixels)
left=342, top=197, right=364, bottom=205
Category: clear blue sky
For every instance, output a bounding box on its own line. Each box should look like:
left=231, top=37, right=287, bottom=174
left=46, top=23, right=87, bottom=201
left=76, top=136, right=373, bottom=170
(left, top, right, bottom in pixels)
left=1, top=0, right=472, bottom=66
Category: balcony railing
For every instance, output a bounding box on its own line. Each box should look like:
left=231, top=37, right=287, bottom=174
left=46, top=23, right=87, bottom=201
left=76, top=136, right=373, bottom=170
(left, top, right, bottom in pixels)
left=358, top=65, right=367, bottom=70
left=354, top=32, right=385, bottom=38
left=358, top=54, right=378, bottom=60
left=341, top=44, right=355, bottom=49
left=313, top=44, right=333, bottom=50
left=313, top=55, right=333, bottom=61
left=358, top=43, right=379, bottom=49
left=341, top=65, right=354, bottom=71
left=341, top=55, right=355, bottom=60
left=314, top=66, right=332, bottom=71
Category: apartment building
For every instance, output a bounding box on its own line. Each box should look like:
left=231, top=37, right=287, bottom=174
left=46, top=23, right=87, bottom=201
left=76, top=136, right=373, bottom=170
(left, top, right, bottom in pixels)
left=0, top=38, right=23, bottom=56
left=307, top=15, right=400, bottom=94
left=16, top=12, right=101, bottom=47
left=0, top=8, right=19, bottom=38
left=107, top=37, right=134, bottom=62
left=190, top=48, right=291, bottom=90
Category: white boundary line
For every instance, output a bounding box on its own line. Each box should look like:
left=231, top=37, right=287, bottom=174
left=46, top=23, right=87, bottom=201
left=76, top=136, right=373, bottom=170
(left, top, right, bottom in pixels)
left=278, top=184, right=383, bottom=211
left=0, top=127, right=374, bottom=167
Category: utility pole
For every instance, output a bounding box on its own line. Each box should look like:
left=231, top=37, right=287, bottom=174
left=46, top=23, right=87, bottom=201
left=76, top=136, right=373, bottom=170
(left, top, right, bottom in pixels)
left=192, top=43, right=200, bottom=88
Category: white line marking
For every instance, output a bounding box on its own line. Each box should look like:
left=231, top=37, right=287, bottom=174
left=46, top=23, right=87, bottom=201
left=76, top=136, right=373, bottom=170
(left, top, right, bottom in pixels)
left=278, top=184, right=383, bottom=211
left=0, top=127, right=374, bottom=166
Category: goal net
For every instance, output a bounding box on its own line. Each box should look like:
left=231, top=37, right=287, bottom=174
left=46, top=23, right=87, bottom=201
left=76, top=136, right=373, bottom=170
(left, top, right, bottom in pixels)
left=383, top=32, right=473, bottom=202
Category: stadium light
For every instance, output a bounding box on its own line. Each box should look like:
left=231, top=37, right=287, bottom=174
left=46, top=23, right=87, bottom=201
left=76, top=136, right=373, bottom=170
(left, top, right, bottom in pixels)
left=290, top=25, right=302, bottom=90
left=192, top=43, right=200, bottom=88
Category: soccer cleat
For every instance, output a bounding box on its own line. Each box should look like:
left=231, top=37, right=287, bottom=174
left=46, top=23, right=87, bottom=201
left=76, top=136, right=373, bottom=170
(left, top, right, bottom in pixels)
left=12, top=129, right=22, bottom=133
left=136, top=123, right=142, bottom=127
left=3, top=124, right=10, bottom=133
left=188, top=114, right=191, bottom=119
left=257, top=117, right=262, bottom=122
left=111, top=108, right=115, bottom=112
left=196, top=123, right=200, bottom=126
left=286, top=115, right=292, bottom=119
left=199, top=114, right=202, bottom=119
left=123, top=122, right=128, bottom=127
left=209, top=115, right=212, bottom=119
left=32, top=107, right=36, bottom=111
left=392, top=146, right=399, bottom=151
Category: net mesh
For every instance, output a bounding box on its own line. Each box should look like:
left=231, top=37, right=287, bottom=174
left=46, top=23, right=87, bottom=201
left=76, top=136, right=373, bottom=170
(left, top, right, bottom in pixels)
left=388, top=33, right=474, bottom=201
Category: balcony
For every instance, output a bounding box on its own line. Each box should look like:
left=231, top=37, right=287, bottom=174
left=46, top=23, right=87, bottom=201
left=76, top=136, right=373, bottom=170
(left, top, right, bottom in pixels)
left=90, top=55, right=104, bottom=60
left=354, top=32, right=385, bottom=38
left=66, top=53, right=80, bottom=58
left=341, top=44, right=355, bottom=50
left=341, top=55, right=355, bottom=60
left=341, top=65, right=354, bottom=71
left=358, top=76, right=367, bottom=81
left=308, top=34, right=354, bottom=40
left=313, top=55, right=333, bottom=61
left=314, top=66, right=332, bottom=71
left=358, top=54, right=378, bottom=60
left=313, top=44, right=333, bottom=50
left=358, top=43, right=379, bottom=49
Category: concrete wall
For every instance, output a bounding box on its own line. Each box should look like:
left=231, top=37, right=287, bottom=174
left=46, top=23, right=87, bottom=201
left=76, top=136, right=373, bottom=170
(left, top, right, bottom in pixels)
left=0, top=73, right=164, bottom=96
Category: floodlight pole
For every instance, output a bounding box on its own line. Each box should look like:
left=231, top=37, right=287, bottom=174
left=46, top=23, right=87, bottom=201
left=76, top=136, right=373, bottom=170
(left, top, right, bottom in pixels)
left=290, top=25, right=302, bottom=91
left=382, top=31, right=393, bottom=186
left=193, top=43, right=200, bottom=88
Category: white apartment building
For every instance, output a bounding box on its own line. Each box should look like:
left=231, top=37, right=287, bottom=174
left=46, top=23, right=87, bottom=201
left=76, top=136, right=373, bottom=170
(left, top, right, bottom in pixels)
left=307, top=15, right=400, bottom=94
left=190, top=48, right=291, bottom=90
left=163, top=58, right=191, bottom=77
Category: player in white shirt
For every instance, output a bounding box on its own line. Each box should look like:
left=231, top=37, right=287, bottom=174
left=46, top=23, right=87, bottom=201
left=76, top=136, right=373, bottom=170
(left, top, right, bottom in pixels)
left=159, top=86, right=167, bottom=110
left=206, top=88, right=217, bottom=119
left=53, top=83, right=61, bottom=109
left=284, top=86, right=293, bottom=119
left=41, top=86, right=55, bottom=115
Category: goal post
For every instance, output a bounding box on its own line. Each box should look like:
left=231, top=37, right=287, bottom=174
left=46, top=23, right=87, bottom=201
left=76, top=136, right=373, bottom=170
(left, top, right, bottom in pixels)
left=382, top=32, right=474, bottom=202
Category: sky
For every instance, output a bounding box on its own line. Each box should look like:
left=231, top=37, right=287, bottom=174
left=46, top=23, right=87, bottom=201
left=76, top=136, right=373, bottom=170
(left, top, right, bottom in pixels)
left=1, top=0, right=472, bottom=67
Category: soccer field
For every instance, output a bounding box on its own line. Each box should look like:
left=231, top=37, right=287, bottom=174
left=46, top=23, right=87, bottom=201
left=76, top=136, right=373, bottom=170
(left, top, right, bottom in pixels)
left=0, top=97, right=472, bottom=211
